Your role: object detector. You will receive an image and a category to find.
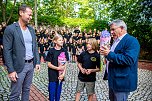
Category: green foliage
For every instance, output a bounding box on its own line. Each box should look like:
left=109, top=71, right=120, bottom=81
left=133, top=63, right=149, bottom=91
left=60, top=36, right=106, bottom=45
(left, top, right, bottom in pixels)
left=78, top=6, right=94, bottom=19
left=38, top=15, right=64, bottom=26
left=62, top=18, right=108, bottom=31
left=39, top=0, right=75, bottom=18
left=107, top=0, right=152, bottom=60
left=87, top=20, right=108, bottom=31
left=0, top=11, right=2, bottom=23
left=62, top=17, right=93, bottom=28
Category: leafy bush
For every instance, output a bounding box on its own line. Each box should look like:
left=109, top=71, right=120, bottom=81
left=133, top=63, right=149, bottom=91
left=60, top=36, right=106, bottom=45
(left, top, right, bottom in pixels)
left=37, top=17, right=109, bottom=31
left=62, top=18, right=108, bottom=31
left=38, top=15, right=64, bottom=26
left=62, top=18, right=93, bottom=30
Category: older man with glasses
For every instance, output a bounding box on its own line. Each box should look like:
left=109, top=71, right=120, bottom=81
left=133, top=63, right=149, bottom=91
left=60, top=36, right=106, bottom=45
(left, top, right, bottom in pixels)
left=100, top=19, right=140, bottom=101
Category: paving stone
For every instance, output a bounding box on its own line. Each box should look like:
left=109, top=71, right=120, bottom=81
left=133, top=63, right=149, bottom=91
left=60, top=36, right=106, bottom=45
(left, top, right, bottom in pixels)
left=0, top=62, right=152, bottom=101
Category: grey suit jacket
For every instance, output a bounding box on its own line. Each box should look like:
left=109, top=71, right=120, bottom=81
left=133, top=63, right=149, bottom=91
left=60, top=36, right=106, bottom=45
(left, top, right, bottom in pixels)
left=3, top=22, right=40, bottom=73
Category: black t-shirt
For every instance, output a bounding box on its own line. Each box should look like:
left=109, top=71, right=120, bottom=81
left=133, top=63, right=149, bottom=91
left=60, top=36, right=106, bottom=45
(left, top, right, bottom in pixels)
left=82, top=36, right=86, bottom=40
left=40, top=32, right=46, bottom=39
left=1, top=27, right=6, bottom=34
left=38, top=43, right=45, bottom=53
left=77, top=51, right=100, bottom=82
left=73, top=36, right=79, bottom=41
left=95, top=33, right=100, bottom=40
left=67, top=33, right=72, bottom=41
left=71, top=44, right=77, bottom=54
left=82, top=42, right=87, bottom=50
left=50, top=35, right=54, bottom=40
left=36, top=33, right=41, bottom=41
left=44, top=42, right=50, bottom=51
left=0, top=31, right=3, bottom=45
left=46, top=48, right=69, bottom=82
left=63, top=33, right=69, bottom=40
left=63, top=43, right=68, bottom=51
left=67, top=42, right=72, bottom=52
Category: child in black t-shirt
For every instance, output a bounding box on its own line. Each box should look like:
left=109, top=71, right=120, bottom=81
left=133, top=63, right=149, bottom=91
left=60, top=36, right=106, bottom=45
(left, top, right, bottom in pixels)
left=76, top=41, right=84, bottom=59
left=46, top=34, right=69, bottom=101
left=38, top=39, right=45, bottom=62
left=75, top=38, right=100, bottom=101
left=67, top=38, right=73, bottom=62
left=44, top=39, right=50, bottom=59
left=71, top=41, right=77, bottom=63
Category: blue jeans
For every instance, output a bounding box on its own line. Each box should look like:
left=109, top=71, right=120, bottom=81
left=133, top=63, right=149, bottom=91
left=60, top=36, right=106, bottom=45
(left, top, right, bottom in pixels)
left=48, top=81, right=63, bottom=101
left=109, top=88, right=130, bottom=101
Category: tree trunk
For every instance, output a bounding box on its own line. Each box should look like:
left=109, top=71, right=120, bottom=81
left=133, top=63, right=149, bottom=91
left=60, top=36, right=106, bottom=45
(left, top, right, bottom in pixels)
left=0, top=0, right=2, bottom=20
left=34, top=0, right=38, bottom=30
left=0, top=1, right=6, bottom=23
left=0, top=0, right=2, bottom=10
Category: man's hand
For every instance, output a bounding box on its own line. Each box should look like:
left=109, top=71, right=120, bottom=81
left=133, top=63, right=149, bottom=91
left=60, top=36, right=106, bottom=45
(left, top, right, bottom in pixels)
left=8, top=71, right=18, bottom=82
left=35, top=64, right=41, bottom=72
left=100, top=46, right=110, bottom=56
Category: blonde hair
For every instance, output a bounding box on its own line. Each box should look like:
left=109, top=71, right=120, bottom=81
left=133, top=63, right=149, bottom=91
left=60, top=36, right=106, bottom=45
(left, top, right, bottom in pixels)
left=52, top=34, right=63, bottom=42
left=87, top=38, right=99, bottom=51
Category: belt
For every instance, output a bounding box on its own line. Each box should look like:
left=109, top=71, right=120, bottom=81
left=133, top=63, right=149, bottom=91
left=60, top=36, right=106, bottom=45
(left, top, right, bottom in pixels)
left=25, top=58, right=33, bottom=63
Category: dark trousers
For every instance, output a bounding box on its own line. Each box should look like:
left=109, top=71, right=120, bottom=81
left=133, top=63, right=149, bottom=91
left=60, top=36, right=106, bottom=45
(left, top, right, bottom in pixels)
left=109, top=88, right=130, bottom=101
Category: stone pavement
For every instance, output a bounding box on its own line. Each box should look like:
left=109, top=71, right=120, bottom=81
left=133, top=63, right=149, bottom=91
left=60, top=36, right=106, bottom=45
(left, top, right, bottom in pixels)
left=0, top=62, right=152, bottom=101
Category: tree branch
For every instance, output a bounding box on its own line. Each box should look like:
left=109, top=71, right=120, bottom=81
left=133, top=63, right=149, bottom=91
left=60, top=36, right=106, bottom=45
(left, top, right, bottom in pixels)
left=6, top=0, right=17, bottom=24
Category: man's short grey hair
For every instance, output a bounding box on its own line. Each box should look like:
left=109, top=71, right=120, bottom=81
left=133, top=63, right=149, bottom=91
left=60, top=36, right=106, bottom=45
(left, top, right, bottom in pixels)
left=109, top=19, right=127, bottom=31
left=18, top=4, right=32, bottom=16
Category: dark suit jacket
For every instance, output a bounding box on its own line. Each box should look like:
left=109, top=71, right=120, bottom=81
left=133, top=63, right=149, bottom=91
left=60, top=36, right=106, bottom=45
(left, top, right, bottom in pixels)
left=3, top=22, right=40, bottom=73
left=106, top=34, right=140, bottom=92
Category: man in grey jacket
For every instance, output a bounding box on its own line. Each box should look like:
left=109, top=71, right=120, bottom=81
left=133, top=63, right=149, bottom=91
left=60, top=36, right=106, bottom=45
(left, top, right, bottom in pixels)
left=3, top=4, right=40, bottom=101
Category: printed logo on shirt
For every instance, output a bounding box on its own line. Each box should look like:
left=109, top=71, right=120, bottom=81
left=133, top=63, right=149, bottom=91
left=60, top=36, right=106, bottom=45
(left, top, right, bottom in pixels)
left=91, top=57, right=96, bottom=62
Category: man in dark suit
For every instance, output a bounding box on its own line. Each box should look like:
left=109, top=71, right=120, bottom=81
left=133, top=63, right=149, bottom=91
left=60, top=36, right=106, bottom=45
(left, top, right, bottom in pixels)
left=3, top=4, right=40, bottom=101
left=100, top=19, right=140, bottom=101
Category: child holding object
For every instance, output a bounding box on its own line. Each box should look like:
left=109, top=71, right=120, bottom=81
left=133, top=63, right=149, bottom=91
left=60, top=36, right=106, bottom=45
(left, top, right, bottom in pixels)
left=46, top=34, right=69, bottom=101
left=75, top=38, right=100, bottom=101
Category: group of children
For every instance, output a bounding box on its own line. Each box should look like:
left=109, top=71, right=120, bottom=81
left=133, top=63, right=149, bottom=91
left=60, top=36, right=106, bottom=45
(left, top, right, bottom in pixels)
left=36, top=27, right=100, bottom=63
left=45, top=33, right=100, bottom=101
